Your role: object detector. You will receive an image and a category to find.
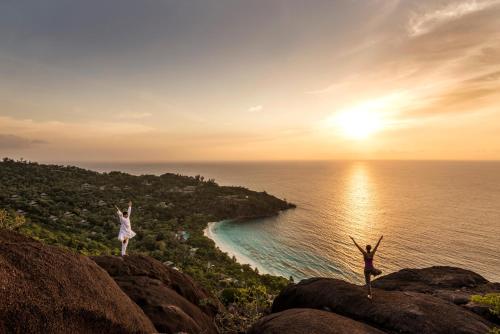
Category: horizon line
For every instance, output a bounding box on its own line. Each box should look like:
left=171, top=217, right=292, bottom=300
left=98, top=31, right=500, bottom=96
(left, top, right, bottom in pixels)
left=12, top=158, right=500, bottom=165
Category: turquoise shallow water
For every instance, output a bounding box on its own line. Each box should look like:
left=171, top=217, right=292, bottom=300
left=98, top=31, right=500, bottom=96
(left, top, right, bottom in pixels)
left=81, top=161, right=500, bottom=283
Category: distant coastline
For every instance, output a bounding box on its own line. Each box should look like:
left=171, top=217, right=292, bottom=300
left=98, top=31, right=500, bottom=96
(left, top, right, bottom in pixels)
left=204, top=221, right=271, bottom=275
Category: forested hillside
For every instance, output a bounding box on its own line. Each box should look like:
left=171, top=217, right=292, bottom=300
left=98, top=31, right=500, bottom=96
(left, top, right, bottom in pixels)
left=0, top=158, right=294, bottom=330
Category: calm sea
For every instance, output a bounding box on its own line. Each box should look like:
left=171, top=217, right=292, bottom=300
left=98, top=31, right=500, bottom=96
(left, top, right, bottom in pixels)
left=79, top=161, right=500, bottom=283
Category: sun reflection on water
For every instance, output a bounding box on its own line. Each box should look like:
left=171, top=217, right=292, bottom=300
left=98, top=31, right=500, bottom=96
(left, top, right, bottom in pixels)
left=345, top=162, right=376, bottom=236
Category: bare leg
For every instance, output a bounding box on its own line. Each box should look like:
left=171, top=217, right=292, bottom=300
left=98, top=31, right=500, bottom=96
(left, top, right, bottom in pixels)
left=364, top=270, right=372, bottom=299
left=121, top=238, right=129, bottom=256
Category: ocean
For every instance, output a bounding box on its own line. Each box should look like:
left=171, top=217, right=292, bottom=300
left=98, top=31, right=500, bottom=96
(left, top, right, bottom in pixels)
left=80, top=161, right=500, bottom=283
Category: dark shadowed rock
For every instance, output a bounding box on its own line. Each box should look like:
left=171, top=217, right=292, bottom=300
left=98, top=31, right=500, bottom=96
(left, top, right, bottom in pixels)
left=373, top=266, right=500, bottom=324
left=247, top=308, right=386, bottom=334
left=93, top=255, right=221, bottom=334
left=0, top=230, right=156, bottom=334
left=272, top=278, right=494, bottom=334
left=464, top=301, right=500, bottom=324
left=372, top=266, right=490, bottom=293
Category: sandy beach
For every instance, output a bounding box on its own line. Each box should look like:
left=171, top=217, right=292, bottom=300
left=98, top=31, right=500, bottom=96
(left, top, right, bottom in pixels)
left=203, top=221, right=270, bottom=275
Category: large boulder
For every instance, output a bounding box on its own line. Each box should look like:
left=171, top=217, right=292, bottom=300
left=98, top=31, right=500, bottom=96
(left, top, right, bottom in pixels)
left=0, top=230, right=156, bottom=334
left=272, top=278, right=494, bottom=334
left=373, top=267, right=500, bottom=323
left=248, top=308, right=386, bottom=334
left=372, top=266, right=491, bottom=293
left=93, top=255, right=221, bottom=334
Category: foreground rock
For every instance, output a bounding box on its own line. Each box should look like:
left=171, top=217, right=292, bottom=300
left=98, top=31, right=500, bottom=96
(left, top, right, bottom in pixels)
left=0, top=230, right=156, bottom=334
left=93, top=255, right=221, bottom=334
left=248, top=308, right=385, bottom=334
left=271, top=277, right=494, bottom=334
left=373, top=266, right=500, bottom=323
left=372, top=266, right=496, bottom=294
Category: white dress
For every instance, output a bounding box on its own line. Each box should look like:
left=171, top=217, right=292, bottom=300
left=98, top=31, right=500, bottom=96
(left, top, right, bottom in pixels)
left=117, top=206, right=136, bottom=241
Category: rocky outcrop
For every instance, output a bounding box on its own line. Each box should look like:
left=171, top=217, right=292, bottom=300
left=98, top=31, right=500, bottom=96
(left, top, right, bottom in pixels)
left=0, top=230, right=156, bottom=334
left=372, top=266, right=500, bottom=324
left=372, top=266, right=493, bottom=293
left=93, top=255, right=222, bottom=334
left=248, top=308, right=386, bottom=334
left=268, top=277, right=495, bottom=334
left=3, top=228, right=497, bottom=334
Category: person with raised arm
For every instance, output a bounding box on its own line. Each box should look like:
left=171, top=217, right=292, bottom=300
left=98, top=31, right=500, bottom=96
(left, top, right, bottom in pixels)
left=115, top=201, right=136, bottom=256
left=349, top=235, right=383, bottom=299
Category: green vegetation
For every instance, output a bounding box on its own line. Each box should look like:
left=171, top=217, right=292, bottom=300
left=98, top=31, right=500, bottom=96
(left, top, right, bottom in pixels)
left=471, top=293, right=500, bottom=316
left=0, top=209, right=26, bottom=230
left=471, top=293, right=500, bottom=334
left=0, top=158, right=295, bottom=332
left=217, top=284, right=272, bottom=332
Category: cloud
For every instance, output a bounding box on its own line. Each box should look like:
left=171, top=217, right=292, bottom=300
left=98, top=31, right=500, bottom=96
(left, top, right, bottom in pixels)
left=0, top=116, right=154, bottom=139
left=465, top=69, right=500, bottom=83
left=309, top=0, right=500, bottom=133
left=408, top=0, right=500, bottom=37
left=0, top=116, right=162, bottom=161
left=0, top=134, right=47, bottom=149
left=118, top=112, right=152, bottom=119
left=406, top=69, right=500, bottom=117
left=309, top=1, right=500, bottom=98
left=247, top=105, right=263, bottom=113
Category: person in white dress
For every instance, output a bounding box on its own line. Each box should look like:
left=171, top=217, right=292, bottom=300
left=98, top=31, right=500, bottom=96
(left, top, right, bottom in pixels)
left=115, top=201, right=136, bottom=256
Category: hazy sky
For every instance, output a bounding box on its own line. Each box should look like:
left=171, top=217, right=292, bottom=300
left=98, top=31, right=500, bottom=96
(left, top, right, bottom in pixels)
left=1, top=0, right=500, bottom=162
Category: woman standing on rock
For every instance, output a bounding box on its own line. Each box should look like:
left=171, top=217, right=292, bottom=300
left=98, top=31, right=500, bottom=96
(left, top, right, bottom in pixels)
left=115, top=201, right=136, bottom=256
left=349, top=235, right=383, bottom=299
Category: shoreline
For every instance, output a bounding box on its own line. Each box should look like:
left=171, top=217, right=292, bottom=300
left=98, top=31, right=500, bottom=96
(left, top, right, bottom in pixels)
left=203, top=221, right=272, bottom=275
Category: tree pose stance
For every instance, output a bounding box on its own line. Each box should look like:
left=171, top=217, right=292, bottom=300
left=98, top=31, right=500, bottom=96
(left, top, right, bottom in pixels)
left=115, top=201, right=136, bottom=256
left=349, top=235, right=383, bottom=299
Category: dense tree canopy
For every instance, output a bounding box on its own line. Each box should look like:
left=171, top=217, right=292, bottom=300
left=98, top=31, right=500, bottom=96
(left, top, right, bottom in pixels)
left=0, top=158, right=295, bottom=330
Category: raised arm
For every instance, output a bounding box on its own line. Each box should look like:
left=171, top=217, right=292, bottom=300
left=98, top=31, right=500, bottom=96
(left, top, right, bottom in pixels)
left=115, top=205, right=122, bottom=216
left=127, top=201, right=132, bottom=217
left=349, top=236, right=366, bottom=255
left=373, top=235, right=383, bottom=253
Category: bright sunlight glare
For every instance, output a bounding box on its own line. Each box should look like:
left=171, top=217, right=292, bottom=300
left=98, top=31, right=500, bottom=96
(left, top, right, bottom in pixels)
left=336, top=109, right=383, bottom=139
left=326, top=93, right=407, bottom=140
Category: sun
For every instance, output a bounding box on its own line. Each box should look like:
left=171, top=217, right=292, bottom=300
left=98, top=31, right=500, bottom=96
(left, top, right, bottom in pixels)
left=325, top=93, right=403, bottom=140
left=336, top=109, right=383, bottom=139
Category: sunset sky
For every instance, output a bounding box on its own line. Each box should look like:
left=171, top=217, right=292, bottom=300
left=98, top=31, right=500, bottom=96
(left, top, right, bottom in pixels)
left=1, top=0, right=500, bottom=162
